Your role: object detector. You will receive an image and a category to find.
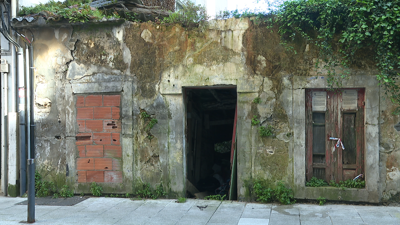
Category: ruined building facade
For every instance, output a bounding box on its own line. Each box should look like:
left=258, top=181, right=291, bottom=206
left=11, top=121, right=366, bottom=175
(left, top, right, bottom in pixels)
left=1, top=18, right=399, bottom=203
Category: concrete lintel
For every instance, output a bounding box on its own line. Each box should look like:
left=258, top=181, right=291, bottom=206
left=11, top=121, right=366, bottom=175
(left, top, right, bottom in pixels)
left=72, top=82, right=123, bottom=94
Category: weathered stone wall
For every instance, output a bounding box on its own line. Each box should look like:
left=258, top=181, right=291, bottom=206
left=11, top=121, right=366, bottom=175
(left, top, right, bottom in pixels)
left=27, top=18, right=399, bottom=202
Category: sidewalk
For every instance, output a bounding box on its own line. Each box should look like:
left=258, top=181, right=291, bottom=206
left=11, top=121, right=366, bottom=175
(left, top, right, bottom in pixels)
left=0, top=196, right=399, bottom=225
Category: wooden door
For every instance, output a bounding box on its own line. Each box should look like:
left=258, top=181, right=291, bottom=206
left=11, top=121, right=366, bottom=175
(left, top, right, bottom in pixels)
left=306, top=89, right=365, bottom=183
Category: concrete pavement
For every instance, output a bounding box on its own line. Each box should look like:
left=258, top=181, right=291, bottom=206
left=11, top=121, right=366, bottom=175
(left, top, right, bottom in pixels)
left=0, top=196, right=399, bottom=225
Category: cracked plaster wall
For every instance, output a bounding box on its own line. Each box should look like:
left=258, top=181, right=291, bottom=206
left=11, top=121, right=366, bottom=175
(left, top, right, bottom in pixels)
left=27, top=18, right=397, bottom=202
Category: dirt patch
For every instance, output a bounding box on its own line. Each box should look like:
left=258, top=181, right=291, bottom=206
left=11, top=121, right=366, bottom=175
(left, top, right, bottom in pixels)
left=16, top=196, right=88, bottom=206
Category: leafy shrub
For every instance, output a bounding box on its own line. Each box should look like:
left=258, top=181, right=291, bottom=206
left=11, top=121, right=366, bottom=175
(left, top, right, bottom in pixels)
left=90, top=182, right=103, bottom=197
left=253, top=179, right=274, bottom=203
left=35, top=172, right=56, bottom=197
left=274, top=181, right=295, bottom=205
left=306, top=177, right=328, bottom=187
left=163, top=0, right=209, bottom=27
left=59, top=185, right=74, bottom=198
left=136, top=183, right=167, bottom=199
left=253, top=179, right=295, bottom=205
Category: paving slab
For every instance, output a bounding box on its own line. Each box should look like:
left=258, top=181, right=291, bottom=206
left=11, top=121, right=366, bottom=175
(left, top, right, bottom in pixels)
left=238, top=218, right=269, bottom=225
left=241, top=203, right=272, bottom=219
left=1, top=196, right=400, bottom=225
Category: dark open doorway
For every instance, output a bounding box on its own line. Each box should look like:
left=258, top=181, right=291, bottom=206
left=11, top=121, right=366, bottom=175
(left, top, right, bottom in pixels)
left=184, top=86, right=237, bottom=200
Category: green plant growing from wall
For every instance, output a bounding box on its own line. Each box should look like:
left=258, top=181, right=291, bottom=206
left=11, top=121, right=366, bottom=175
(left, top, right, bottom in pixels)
left=204, top=194, right=226, bottom=201
left=329, top=179, right=365, bottom=189
left=177, top=197, right=187, bottom=203
left=251, top=116, right=260, bottom=126
left=253, top=97, right=261, bottom=104
left=253, top=179, right=274, bottom=203
left=140, top=110, right=158, bottom=140
left=317, top=196, right=326, bottom=205
left=35, top=172, right=56, bottom=197
left=259, top=125, right=274, bottom=137
left=146, top=118, right=158, bottom=131
left=253, top=179, right=295, bottom=205
left=90, top=182, right=103, bottom=197
left=140, top=111, right=151, bottom=119
left=274, top=181, right=295, bottom=205
left=306, top=177, right=328, bottom=187
left=136, top=183, right=167, bottom=199
left=59, top=185, right=74, bottom=198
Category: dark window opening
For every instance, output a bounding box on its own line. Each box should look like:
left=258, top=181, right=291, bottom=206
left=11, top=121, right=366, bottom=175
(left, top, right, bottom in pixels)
left=184, top=87, right=237, bottom=200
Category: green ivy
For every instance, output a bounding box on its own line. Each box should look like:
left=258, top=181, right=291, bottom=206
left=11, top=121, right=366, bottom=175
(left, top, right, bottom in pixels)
left=221, top=0, right=400, bottom=111
left=162, top=0, right=209, bottom=27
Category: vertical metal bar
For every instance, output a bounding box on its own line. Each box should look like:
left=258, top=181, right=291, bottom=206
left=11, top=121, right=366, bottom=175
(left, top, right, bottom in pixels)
left=27, top=44, right=35, bottom=221
left=27, top=159, right=35, bottom=223
left=1, top=71, right=8, bottom=195
left=17, top=47, right=26, bottom=196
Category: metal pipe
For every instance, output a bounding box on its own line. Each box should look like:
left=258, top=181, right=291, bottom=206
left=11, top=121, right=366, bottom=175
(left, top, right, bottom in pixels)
left=27, top=159, right=35, bottom=223
left=27, top=44, right=35, bottom=222
left=17, top=47, right=26, bottom=196
left=1, top=70, right=8, bottom=196
left=25, top=47, right=30, bottom=160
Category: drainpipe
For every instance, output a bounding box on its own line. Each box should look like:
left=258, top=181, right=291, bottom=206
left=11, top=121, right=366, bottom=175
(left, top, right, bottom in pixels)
left=17, top=47, right=27, bottom=196
left=27, top=44, right=35, bottom=223
left=1, top=59, right=9, bottom=196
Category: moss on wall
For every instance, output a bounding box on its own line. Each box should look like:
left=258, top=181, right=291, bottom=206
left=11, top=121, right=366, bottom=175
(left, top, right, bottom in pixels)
left=7, top=184, right=19, bottom=197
